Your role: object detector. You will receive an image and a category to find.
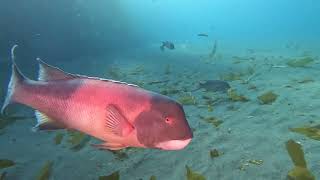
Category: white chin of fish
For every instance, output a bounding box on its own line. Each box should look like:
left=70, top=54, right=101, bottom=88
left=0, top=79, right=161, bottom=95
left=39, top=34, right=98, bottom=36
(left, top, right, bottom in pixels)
left=155, top=138, right=192, bottom=150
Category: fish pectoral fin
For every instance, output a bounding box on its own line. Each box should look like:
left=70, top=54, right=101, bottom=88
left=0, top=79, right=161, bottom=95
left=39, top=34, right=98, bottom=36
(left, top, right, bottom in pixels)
left=91, top=142, right=127, bottom=151
left=105, top=104, right=134, bottom=137
left=33, top=110, right=65, bottom=131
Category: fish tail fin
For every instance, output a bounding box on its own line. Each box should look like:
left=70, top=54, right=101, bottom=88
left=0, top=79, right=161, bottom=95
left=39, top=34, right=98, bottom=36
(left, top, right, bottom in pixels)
left=1, top=45, right=28, bottom=114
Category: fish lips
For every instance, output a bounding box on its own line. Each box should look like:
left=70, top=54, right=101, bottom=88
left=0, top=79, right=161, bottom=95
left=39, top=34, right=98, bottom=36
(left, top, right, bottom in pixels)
left=155, top=138, right=192, bottom=150
left=155, top=130, right=193, bottom=150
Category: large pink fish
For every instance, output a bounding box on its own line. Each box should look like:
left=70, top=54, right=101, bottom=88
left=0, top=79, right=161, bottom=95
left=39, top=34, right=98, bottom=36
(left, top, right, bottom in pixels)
left=1, top=45, right=193, bottom=151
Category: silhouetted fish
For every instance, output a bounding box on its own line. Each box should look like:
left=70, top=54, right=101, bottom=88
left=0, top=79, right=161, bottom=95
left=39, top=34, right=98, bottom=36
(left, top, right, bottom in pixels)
left=1, top=45, right=193, bottom=151
left=194, top=80, right=230, bottom=92
left=197, top=33, right=209, bottom=37
left=160, top=41, right=175, bottom=51
left=209, top=40, right=217, bottom=58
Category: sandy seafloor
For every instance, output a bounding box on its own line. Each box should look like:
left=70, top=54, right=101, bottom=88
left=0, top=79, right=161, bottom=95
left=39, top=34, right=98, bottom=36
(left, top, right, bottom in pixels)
left=0, top=42, right=320, bottom=180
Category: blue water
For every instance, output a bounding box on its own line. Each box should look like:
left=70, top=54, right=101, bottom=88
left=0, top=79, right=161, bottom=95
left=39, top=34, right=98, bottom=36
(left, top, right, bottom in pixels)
left=1, top=0, right=320, bottom=179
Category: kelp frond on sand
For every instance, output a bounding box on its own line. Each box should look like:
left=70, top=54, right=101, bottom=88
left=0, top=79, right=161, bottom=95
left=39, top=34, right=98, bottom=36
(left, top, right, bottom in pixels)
left=286, top=139, right=315, bottom=180
left=210, top=149, right=223, bottom=159
left=296, top=77, right=314, bottom=84
left=290, top=124, right=320, bottom=141
left=220, top=66, right=256, bottom=82
left=54, top=132, right=64, bottom=145
left=238, top=159, right=264, bottom=170
left=247, top=160, right=263, bottom=165
left=199, top=115, right=223, bottom=128
left=106, top=65, right=123, bottom=80
left=128, top=65, right=145, bottom=75
left=227, top=89, right=249, bottom=102
left=99, top=171, right=120, bottom=180
left=36, top=161, right=53, bottom=180
left=186, top=165, right=206, bottom=180
left=67, top=130, right=91, bottom=151
left=178, top=93, right=197, bottom=105
left=0, top=159, right=15, bottom=169
left=257, top=91, right=278, bottom=105
left=160, top=88, right=179, bottom=96
left=109, top=150, right=129, bottom=161
left=286, top=57, right=314, bottom=68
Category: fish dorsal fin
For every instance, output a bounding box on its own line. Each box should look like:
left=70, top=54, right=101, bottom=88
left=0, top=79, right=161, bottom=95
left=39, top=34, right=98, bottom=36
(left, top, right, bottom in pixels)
left=105, top=104, right=134, bottom=137
left=33, top=110, right=65, bottom=131
left=37, top=58, right=76, bottom=81
left=37, top=58, right=139, bottom=87
left=75, top=74, right=139, bottom=87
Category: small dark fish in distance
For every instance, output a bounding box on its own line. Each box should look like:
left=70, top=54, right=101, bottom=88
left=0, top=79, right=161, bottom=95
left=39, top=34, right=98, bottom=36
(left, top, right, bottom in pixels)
left=1, top=45, right=193, bottom=151
left=160, top=41, right=175, bottom=51
left=197, top=33, right=209, bottom=37
left=209, top=40, right=217, bottom=58
left=193, top=80, right=230, bottom=93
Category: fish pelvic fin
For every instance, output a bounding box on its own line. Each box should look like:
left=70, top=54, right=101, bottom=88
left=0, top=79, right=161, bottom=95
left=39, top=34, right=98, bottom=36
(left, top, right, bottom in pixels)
left=32, top=110, right=65, bottom=131
left=1, top=45, right=29, bottom=114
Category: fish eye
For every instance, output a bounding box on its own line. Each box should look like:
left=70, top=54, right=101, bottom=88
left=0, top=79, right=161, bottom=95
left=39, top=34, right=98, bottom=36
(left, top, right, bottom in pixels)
left=165, top=117, right=173, bottom=124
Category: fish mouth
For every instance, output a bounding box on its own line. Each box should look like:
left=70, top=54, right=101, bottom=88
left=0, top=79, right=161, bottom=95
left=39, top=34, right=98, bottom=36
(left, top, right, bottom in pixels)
left=155, top=138, right=192, bottom=150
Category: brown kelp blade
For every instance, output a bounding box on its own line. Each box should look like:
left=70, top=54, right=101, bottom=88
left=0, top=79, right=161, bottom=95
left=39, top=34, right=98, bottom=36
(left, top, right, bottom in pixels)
left=286, top=140, right=307, bottom=167
left=36, top=161, right=53, bottom=180
left=0, top=159, right=15, bottom=169
left=290, top=124, right=320, bottom=141
left=99, top=171, right=120, bottom=180
left=67, top=130, right=91, bottom=151
left=186, top=165, right=206, bottom=180
left=288, top=167, right=315, bottom=180
left=285, top=139, right=315, bottom=180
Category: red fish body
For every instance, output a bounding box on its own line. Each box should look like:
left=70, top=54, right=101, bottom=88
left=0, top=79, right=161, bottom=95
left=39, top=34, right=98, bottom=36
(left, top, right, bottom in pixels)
left=1, top=46, right=193, bottom=151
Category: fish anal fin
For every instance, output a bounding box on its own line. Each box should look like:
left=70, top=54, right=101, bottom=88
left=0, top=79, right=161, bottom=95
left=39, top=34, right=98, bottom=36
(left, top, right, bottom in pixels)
left=91, top=142, right=127, bottom=151
left=37, top=58, right=76, bottom=81
left=33, top=110, right=65, bottom=131
left=105, top=104, right=134, bottom=137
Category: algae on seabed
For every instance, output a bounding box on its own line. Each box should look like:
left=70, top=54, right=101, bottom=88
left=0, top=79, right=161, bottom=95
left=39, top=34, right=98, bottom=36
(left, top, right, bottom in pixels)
left=257, top=91, right=278, bottom=104
left=186, top=165, right=206, bottom=180
left=54, top=132, right=64, bottom=145
left=290, top=124, right=320, bottom=141
left=227, top=89, right=249, bottom=102
left=67, top=130, right=91, bottom=151
left=286, top=57, right=314, bottom=68
left=0, top=159, right=15, bottom=169
left=200, top=116, right=223, bottom=128
left=210, top=149, right=223, bottom=159
left=36, top=161, right=53, bottom=180
left=286, top=139, right=315, bottom=180
left=149, top=175, right=157, bottom=180
left=110, top=150, right=129, bottom=161
left=178, top=93, right=197, bottom=105
left=99, top=171, right=120, bottom=180
left=106, top=65, right=123, bottom=80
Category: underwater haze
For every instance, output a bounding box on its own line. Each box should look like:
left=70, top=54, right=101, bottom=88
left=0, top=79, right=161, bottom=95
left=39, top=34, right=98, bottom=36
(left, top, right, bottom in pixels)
left=1, top=0, right=320, bottom=179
